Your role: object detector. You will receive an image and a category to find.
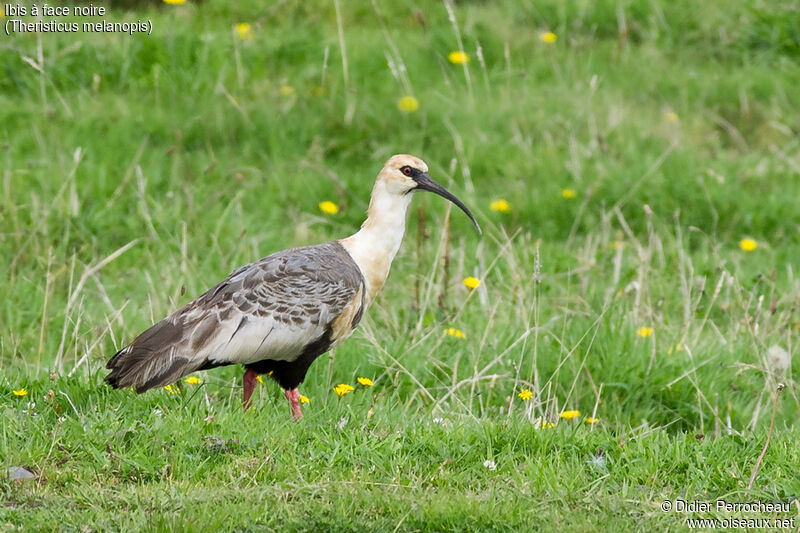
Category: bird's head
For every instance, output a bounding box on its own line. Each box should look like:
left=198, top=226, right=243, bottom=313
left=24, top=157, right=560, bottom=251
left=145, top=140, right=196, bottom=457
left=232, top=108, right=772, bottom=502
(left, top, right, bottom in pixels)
left=379, top=154, right=482, bottom=235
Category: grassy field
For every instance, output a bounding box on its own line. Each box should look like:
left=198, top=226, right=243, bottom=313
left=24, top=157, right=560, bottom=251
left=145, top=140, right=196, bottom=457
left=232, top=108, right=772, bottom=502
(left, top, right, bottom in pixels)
left=2, top=0, right=800, bottom=530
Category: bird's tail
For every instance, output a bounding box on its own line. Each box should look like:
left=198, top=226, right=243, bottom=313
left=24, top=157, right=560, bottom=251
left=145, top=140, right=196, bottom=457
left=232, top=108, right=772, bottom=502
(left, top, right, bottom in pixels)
left=105, top=316, right=206, bottom=393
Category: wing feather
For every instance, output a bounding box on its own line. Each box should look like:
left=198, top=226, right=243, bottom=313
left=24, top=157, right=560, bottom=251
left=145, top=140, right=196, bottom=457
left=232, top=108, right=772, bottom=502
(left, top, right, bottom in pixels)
left=105, top=241, right=364, bottom=392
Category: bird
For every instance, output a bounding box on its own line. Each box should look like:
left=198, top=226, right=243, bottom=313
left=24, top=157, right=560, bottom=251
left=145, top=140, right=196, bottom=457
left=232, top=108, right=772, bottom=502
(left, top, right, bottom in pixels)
left=105, top=154, right=481, bottom=419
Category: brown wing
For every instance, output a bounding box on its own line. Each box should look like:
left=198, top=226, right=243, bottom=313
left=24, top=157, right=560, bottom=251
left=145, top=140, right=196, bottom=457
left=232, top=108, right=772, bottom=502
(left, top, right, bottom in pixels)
left=105, top=241, right=365, bottom=392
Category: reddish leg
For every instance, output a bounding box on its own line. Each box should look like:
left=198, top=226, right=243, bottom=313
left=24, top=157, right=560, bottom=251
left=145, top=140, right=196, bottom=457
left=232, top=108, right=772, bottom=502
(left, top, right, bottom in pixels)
left=284, top=388, right=303, bottom=420
left=242, top=368, right=259, bottom=412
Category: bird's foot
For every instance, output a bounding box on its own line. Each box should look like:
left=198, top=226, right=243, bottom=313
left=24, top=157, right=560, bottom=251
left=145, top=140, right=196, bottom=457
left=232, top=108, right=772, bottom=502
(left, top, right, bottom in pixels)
left=284, top=388, right=303, bottom=420
left=243, top=367, right=259, bottom=413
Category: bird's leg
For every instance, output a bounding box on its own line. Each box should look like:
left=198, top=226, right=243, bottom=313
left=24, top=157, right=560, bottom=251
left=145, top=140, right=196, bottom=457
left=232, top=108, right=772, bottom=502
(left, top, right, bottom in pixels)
left=284, top=388, right=303, bottom=420
left=242, top=367, right=259, bottom=413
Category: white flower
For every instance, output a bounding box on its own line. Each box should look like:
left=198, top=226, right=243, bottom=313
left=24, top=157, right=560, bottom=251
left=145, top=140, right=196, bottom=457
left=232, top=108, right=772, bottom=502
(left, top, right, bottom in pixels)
left=768, top=345, right=790, bottom=374
left=483, top=460, right=497, bottom=471
left=587, top=452, right=608, bottom=471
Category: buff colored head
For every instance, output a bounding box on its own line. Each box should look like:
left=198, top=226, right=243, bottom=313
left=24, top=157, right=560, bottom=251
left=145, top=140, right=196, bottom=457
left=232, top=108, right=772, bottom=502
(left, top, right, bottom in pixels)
left=377, top=154, right=481, bottom=234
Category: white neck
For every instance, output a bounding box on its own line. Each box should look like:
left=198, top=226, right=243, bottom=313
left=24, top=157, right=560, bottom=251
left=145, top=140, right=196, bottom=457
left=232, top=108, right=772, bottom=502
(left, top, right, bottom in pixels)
left=339, top=179, right=414, bottom=305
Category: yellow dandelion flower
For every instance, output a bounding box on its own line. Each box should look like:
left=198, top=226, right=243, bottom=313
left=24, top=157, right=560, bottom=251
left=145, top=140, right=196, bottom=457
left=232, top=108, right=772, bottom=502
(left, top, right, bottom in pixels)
left=234, top=23, right=252, bottom=40
left=164, top=385, right=177, bottom=394
left=739, top=238, right=757, bottom=252
left=444, top=327, right=465, bottom=339
left=585, top=417, right=599, bottom=424
left=448, top=51, right=469, bottom=64
left=319, top=201, right=339, bottom=215
left=539, top=32, right=557, bottom=44
left=280, top=85, right=296, bottom=97
left=517, top=389, right=532, bottom=401
left=541, top=421, right=555, bottom=428
left=667, top=342, right=682, bottom=355
left=636, top=327, right=653, bottom=338
left=397, top=96, right=419, bottom=112
left=560, top=410, right=580, bottom=420
left=561, top=188, right=577, bottom=199
left=333, top=383, right=354, bottom=397
left=0, top=8, right=5, bottom=17
left=300, top=395, right=310, bottom=404
left=463, top=276, right=481, bottom=289
left=490, top=199, right=510, bottom=213
left=664, top=112, right=679, bottom=123
left=357, top=377, right=373, bottom=387
left=163, top=0, right=185, bottom=5
left=256, top=375, right=264, bottom=384
left=184, top=376, right=201, bottom=385
left=12, top=388, right=28, bottom=397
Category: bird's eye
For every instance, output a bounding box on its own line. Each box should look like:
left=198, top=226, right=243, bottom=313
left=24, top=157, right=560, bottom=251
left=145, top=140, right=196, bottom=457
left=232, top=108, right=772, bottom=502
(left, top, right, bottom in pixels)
left=401, top=166, right=413, bottom=177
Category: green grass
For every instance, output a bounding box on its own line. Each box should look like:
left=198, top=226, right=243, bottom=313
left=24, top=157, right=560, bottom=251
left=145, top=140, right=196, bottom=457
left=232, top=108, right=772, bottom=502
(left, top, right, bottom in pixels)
left=2, top=0, right=800, bottom=530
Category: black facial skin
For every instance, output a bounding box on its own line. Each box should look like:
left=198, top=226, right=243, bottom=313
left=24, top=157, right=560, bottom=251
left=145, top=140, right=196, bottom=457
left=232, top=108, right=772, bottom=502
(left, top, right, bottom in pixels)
left=400, top=165, right=482, bottom=235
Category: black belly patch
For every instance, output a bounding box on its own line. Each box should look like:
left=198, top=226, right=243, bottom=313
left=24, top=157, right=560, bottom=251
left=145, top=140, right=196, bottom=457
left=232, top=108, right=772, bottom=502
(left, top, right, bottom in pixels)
left=246, top=327, right=334, bottom=390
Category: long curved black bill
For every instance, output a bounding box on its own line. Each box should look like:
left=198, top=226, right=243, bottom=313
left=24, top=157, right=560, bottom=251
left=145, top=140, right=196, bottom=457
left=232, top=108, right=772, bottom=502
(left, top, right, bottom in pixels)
left=414, top=172, right=482, bottom=235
